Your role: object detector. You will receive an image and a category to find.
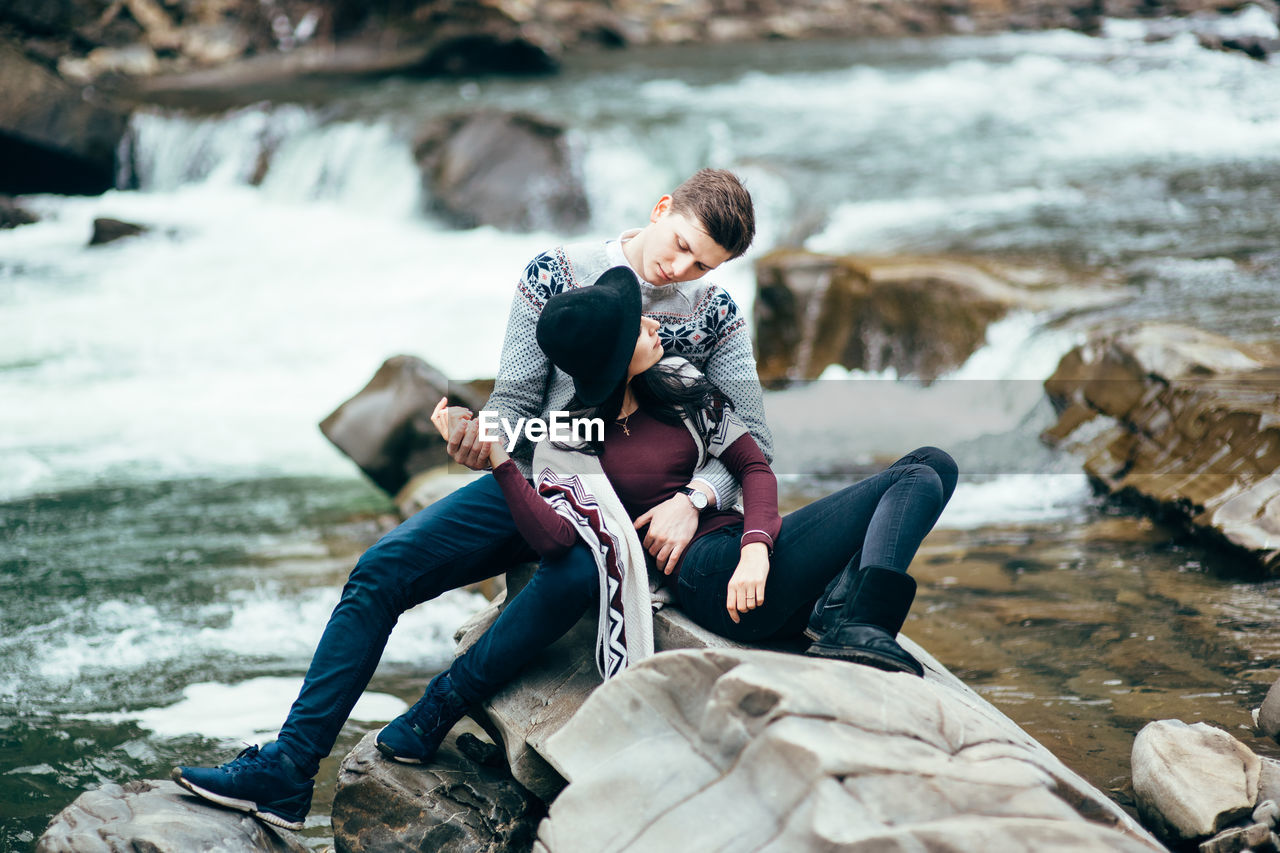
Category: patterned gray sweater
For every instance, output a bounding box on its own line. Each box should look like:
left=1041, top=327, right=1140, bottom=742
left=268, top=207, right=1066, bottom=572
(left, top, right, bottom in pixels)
left=485, top=237, right=773, bottom=509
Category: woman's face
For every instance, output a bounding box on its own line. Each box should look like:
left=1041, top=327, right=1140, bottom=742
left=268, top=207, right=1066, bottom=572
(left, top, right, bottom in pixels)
left=627, top=316, right=664, bottom=380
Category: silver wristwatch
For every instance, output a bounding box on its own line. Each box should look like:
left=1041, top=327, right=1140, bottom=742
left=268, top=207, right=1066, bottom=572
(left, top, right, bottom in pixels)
left=679, top=486, right=709, bottom=511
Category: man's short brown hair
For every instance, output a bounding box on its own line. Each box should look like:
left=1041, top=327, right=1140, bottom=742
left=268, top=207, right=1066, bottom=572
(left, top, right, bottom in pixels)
left=670, top=168, right=755, bottom=260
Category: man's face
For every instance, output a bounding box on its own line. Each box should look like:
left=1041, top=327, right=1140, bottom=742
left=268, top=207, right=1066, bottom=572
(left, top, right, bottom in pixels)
left=635, top=196, right=734, bottom=285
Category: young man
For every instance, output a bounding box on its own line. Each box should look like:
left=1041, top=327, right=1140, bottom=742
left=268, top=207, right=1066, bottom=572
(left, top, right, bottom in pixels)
left=172, top=168, right=773, bottom=829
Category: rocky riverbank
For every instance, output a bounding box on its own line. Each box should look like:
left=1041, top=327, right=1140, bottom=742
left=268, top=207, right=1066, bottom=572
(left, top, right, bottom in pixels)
left=39, top=561, right=1169, bottom=852
left=5, top=0, right=1279, bottom=197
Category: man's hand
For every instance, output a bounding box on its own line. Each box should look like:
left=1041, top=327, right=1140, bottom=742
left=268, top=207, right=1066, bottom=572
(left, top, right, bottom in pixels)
left=634, top=493, right=700, bottom=575
left=726, top=543, right=770, bottom=624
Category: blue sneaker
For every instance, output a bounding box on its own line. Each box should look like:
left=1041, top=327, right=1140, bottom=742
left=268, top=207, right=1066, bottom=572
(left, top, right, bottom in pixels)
left=172, top=742, right=313, bottom=830
left=376, top=670, right=471, bottom=764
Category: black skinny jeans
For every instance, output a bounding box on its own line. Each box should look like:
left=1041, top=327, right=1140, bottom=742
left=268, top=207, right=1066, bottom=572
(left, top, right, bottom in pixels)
left=676, top=446, right=957, bottom=643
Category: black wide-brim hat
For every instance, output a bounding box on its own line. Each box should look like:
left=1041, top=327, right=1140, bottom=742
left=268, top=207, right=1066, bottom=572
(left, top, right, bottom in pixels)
left=536, top=266, right=642, bottom=407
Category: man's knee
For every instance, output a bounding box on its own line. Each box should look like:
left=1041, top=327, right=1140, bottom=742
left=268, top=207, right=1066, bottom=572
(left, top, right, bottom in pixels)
left=345, top=536, right=432, bottom=610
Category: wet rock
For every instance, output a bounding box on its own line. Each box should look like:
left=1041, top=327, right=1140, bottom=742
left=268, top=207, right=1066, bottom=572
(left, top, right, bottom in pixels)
left=413, top=111, right=589, bottom=234
left=89, top=217, right=148, bottom=245
left=332, top=729, right=543, bottom=853
left=1198, top=32, right=1280, bottom=59
left=320, top=355, right=488, bottom=496
left=1199, top=821, right=1277, bottom=853
left=532, top=647, right=1164, bottom=852
left=1131, top=719, right=1261, bottom=842
left=0, top=197, right=38, bottom=229
left=1043, top=324, right=1280, bottom=574
left=1259, top=676, right=1280, bottom=742
left=59, top=43, right=161, bottom=83
left=753, top=250, right=1052, bottom=383
left=1262, top=758, right=1280, bottom=806
left=0, top=40, right=130, bottom=195
left=37, top=778, right=306, bottom=852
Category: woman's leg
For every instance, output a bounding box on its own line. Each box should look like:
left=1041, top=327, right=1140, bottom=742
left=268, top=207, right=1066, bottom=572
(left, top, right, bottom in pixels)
left=806, top=446, right=957, bottom=636
left=677, top=447, right=954, bottom=645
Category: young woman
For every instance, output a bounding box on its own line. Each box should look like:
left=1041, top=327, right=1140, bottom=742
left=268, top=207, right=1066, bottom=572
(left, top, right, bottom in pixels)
left=375, top=267, right=956, bottom=766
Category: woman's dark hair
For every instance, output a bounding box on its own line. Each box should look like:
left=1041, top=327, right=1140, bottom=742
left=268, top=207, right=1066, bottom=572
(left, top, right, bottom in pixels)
left=552, top=361, right=733, bottom=454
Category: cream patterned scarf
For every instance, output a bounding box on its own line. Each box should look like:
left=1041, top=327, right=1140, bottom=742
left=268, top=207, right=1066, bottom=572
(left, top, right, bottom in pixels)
left=530, top=356, right=749, bottom=681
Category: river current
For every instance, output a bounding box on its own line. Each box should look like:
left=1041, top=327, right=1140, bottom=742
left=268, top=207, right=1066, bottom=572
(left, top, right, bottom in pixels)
left=2, top=25, right=1279, bottom=849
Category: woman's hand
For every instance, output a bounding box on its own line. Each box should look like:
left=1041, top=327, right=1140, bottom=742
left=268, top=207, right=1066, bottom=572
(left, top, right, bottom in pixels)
left=726, top=542, right=770, bottom=624
left=431, top=398, right=507, bottom=469
left=430, top=397, right=472, bottom=441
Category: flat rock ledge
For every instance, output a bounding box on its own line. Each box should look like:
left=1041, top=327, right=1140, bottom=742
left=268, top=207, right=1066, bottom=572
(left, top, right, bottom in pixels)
left=333, top=728, right=543, bottom=853
left=443, top=568, right=1164, bottom=851
left=37, top=778, right=307, bottom=853
left=1043, top=323, right=1280, bottom=574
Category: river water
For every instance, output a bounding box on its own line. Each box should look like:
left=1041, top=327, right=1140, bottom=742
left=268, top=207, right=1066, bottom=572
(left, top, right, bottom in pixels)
left=3, top=24, right=1280, bottom=850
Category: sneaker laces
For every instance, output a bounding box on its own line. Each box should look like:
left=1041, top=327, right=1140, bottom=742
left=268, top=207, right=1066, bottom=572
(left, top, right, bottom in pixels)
left=221, top=744, right=271, bottom=774
left=407, top=677, right=463, bottom=736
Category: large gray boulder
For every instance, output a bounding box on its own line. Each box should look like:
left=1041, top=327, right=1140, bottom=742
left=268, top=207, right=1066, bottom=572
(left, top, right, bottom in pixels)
left=320, top=355, right=489, bottom=496
left=332, top=728, right=543, bottom=853
left=1043, top=324, right=1280, bottom=574
left=413, top=111, right=590, bottom=234
left=1132, top=719, right=1261, bottom=843
left=452, top=569, right=1163, bottom=852
left=1258, top=676, right=1280, bottom=743
left=37, top=778, right=307, bottom=852
left=0, top=40, right=129, bottom=195
left=532, top=648, right=1165, bottom=851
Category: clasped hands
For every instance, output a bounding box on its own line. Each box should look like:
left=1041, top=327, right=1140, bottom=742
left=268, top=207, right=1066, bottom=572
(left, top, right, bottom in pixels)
left=430, top=397, right=505, bottom=469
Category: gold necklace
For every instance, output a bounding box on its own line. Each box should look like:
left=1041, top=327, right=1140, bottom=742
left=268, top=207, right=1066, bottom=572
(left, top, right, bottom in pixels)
left=617, top=404, right=636, bottom=436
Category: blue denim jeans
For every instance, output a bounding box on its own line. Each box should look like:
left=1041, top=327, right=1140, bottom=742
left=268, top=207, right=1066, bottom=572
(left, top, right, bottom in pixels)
left=275, top=474, right=596, bottom=778
left=676, top=447, right=957, bottom=643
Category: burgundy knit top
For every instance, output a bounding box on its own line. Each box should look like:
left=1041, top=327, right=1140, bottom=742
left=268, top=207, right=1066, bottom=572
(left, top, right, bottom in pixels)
left=492, top=406, right=781, bottom=580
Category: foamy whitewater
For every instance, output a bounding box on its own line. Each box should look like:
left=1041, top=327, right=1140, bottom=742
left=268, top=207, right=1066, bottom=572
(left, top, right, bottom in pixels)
left=3, top=27, right=1279, bottom=843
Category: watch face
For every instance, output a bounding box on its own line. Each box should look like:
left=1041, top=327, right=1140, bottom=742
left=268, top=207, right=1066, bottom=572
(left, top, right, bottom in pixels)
left=688, top=490, right=708, bottom=509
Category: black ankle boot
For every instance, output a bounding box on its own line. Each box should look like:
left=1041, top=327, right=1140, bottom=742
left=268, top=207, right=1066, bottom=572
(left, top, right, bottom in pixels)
left=805, top=566, right=924, bottom=677
left=803, top=565, right=864, bottom=642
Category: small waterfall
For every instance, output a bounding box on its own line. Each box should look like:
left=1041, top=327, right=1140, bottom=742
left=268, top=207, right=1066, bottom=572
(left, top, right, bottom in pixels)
left=121, top=105, right=424, bottom=219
